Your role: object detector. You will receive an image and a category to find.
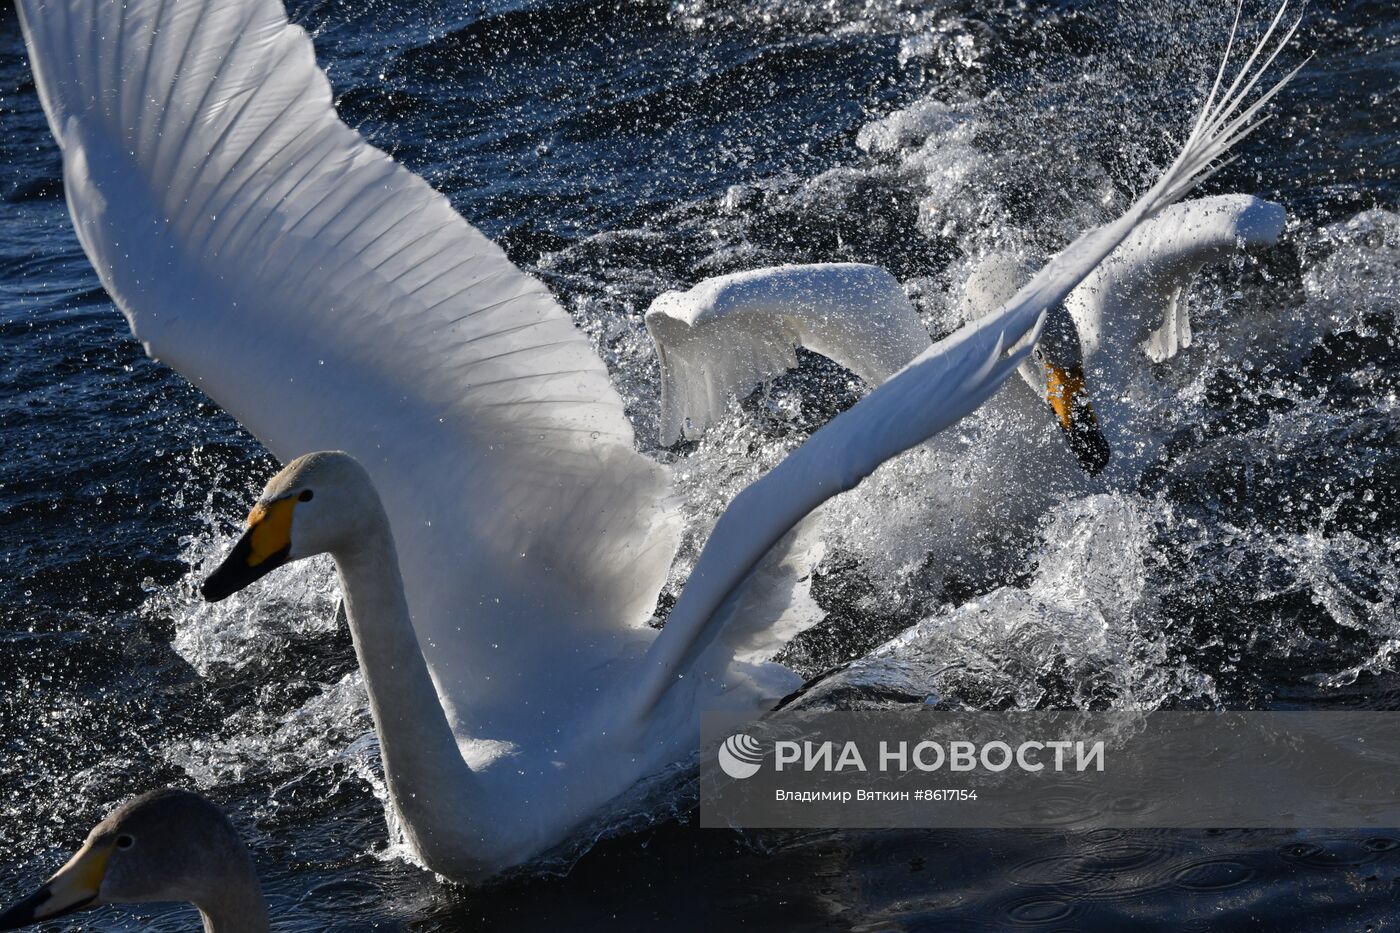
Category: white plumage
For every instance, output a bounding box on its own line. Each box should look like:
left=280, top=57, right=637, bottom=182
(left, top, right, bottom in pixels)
left=647, top=193, right=1287, bottom=474
left=15, top=0, right=1301, bottom=879
left=643, top=194, right=1286, bottom=661
left=21, top=0, right=679, bottom=737
left=646, top=263, right=931, bottom=445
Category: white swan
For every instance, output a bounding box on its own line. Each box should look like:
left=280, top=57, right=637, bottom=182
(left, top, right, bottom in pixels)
left=647, top=194, right=1286, bottom=477
left=15, top=0, right=1302, bottom=879
left=645, top=195, right=1285, bottom=596
left=959, top=192, right=1287, bottom=483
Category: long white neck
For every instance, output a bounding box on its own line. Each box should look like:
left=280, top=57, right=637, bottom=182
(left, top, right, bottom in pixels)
left=331, top=508, right=491, bottom=878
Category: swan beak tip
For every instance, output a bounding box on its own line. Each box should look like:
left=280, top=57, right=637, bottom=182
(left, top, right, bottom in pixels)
left=1066, top=420, right=1112, bottom=476
left=0, top=843, right=109, bottom=929
left=199, top=572, right=234, bottom=603
left=1045, top=364, right=1111, bottom=476
left=200, top=497, right=296, bottom=601
left=0, top=888, right=55, bottom=930
left=201, top=532, right=288, bottom=601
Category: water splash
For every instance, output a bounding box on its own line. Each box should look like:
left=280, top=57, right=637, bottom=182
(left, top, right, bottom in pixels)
left=796, top=494, right=1218, bottom=711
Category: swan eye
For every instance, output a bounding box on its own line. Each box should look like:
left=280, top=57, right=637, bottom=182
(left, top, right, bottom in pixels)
left=298, top=490, right=314, bottom=502
left=115, top=834, right=135, bottom=849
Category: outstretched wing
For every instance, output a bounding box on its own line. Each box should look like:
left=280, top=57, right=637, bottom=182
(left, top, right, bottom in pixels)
left=644, top=264, right=932, bottom=444
left=629, top=0, right=1305, bottom=719
left=645, top=192, right=1285, bottom=453
left=1068, top=194, right=1287, bottom=362
left=637, top=194, right=1284, bottom=680
left=17, top=0, right=678, bottom=730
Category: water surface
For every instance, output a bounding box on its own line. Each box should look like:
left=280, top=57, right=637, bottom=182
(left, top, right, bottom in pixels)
left=2, top=0, right=1398, bottom=929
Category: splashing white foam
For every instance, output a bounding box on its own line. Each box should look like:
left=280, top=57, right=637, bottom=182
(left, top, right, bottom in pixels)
left=149, top=520, right=340, bottom=678
left=165, top=672, right=372, bottom=786
left=1304, top=208, right=1400, bottom=333
left=798, top=493, right=1216, bottom=711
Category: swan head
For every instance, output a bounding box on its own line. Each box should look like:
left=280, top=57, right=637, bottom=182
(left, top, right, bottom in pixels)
left=201, top=451, right=378, bottom=601
left=0, top=789, right=262, bottom=929
left=960, top=255, right=1110, bottom=474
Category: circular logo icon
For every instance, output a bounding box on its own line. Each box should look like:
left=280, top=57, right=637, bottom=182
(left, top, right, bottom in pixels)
left=717, top=733, right=764, bottom=779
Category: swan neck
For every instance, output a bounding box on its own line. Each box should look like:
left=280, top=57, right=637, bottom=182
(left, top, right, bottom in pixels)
left=331, top=509, right=487, bottom=876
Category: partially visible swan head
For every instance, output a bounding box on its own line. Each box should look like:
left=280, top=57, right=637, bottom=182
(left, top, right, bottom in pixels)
left=0, top=788, right=265, bottom=931
left=960, top=255, right=1110, bottom=474
left=959, top=195, right=1288, bottom=480
left=201, top=451, right=378, bottom=601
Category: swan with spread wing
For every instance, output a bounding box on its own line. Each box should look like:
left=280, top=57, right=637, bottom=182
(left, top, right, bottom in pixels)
left=15, top=0, right=1301, bottom=879
left=644, top=194, right=1286, bottom=598
left=647, top=195, right=1286, bottom=477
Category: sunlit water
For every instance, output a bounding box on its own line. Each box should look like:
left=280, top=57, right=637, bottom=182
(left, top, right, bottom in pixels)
left=2, top=0, right=1398, bottom=929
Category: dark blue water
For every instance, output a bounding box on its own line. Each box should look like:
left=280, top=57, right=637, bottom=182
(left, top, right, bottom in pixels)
left=2, top=0, right=1399, bottom=929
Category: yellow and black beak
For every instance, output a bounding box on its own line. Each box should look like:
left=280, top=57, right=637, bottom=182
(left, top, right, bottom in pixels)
left=1045, top=363, right=1111, bottom=476
left=0, top=841, right=111, bottom=930
left=200, top=497, right=296, bottom=602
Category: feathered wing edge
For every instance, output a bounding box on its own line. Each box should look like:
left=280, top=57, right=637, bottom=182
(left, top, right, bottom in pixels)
left=645, top=264, right=933, bottom=445
left=627, top=0, right=1305, bottom=721
left=1068, top=194, right=1288, bottom=363
left=14, top=0, right=683, bottom=696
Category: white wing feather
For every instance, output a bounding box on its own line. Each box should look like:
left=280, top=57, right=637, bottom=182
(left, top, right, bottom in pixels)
left=1068, top=194, right=1286, bottom=362
left=630, top=1, right=1304, bottom=717
left=17, top=0, right=678, bottom=733
left=646, top=194, right=1284, bottom=679
left=645, top=263, right=931, bottom=444
left=647, top=196, right=1286, bottom=450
